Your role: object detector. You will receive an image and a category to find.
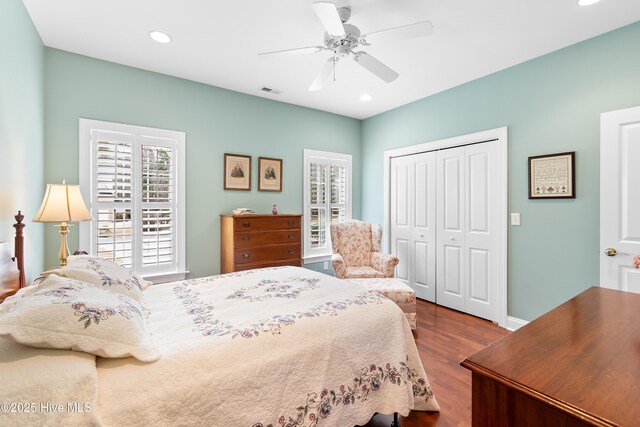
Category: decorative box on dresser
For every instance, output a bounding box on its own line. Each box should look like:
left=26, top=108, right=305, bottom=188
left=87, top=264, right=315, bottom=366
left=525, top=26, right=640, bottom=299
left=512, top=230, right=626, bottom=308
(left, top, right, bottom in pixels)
left=220, top=214, right=302, bottom=273
left=461, top=287, right=640, bottom=427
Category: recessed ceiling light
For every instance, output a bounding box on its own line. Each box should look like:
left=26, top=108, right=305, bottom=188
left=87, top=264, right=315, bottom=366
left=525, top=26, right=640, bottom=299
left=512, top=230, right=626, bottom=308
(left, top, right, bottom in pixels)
left=360, top=94, right=372, bottom=102
left=149, top=31, right=171, bottom=44
left=578, top=0, right=600, bottom=6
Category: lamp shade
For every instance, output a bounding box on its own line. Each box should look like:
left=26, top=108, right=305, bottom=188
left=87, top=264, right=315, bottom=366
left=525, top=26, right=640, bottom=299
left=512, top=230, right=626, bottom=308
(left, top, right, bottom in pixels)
left=33, top=183, right=92, bottom=223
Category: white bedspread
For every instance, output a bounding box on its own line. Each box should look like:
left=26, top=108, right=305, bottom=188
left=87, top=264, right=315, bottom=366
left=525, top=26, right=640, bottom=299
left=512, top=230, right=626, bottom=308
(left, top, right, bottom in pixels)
left=0, top=338, right=100, bottom=426
left=97, top=267, right=439, bottom=426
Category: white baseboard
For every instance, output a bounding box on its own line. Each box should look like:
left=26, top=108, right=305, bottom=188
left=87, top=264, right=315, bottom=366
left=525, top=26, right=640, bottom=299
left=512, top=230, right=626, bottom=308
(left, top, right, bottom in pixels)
left=506, top=316, right=529, bottom=331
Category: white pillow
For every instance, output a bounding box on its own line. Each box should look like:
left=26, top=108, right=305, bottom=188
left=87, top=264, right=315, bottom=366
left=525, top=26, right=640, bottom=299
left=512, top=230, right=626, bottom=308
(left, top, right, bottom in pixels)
left=43, top=255, right=151, bottom=304
left=0, top=275, right=160, bottom=362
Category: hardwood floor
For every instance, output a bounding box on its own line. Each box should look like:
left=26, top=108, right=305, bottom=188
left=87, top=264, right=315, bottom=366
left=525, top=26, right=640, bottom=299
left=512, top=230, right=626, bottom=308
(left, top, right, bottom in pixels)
left=362, top=299, right=510, bottom=427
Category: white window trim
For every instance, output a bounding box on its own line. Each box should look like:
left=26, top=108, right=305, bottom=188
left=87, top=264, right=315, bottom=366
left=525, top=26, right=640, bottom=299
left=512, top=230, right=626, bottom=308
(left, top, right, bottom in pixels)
left=79, top=118, right=187, bottom=283
left=303, top=149, right=352, bottom=263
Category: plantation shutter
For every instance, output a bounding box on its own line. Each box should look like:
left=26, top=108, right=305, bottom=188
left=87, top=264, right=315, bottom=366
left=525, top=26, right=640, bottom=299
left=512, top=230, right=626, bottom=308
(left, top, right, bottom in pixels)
left=305, top=152, right=351, bottom=259
left=89, top=130, right=179, bottom=275
left=94, top=131, right=135, bottom=268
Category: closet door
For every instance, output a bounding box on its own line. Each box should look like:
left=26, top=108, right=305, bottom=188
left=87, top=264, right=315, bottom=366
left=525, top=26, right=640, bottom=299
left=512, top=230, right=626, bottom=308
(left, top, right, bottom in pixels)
left=465, top=142, right=499, bottom=321
left=390, top=153, right=436, bottom=302
left=411, top=152, right=436, bottom=301
left=436, top=142, right=499, bottom=321
left=390, top=156, right=413, bottom=284
left=436, top=146, right=466, bottom=311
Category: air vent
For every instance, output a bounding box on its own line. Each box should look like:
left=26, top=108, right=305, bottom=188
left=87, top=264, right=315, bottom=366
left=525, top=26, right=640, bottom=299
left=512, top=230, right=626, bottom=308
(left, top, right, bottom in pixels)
left=260, top=86, right=282, bottom=95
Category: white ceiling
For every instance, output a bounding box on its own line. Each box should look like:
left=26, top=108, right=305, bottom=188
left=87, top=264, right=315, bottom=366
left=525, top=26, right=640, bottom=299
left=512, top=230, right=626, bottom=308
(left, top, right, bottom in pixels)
left=22, top=0, right=640, bottom=119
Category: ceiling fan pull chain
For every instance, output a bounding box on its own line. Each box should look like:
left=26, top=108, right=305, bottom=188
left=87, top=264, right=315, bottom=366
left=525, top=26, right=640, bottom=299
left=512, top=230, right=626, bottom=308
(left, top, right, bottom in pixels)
left=333, top=51, right=337, bottom=82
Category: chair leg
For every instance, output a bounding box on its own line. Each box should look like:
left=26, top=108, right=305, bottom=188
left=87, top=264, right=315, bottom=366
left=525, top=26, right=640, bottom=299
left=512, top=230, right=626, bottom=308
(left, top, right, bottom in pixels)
left=391, top=412, right=400, bottom=427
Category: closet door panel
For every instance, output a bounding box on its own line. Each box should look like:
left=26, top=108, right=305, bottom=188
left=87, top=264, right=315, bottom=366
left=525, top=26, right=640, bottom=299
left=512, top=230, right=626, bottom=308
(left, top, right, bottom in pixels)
left=465, top=142, right=499, bottom=321
left=390, top=157, right=413, bottom=282
left=437, top=147, right=466, bottom=311
left=412, top=152, right=436, bottom=302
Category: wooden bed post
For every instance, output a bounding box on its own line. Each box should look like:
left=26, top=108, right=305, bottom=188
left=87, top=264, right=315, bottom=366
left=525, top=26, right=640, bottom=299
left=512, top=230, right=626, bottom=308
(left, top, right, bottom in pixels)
left=13, top=211, right=26, bottom=289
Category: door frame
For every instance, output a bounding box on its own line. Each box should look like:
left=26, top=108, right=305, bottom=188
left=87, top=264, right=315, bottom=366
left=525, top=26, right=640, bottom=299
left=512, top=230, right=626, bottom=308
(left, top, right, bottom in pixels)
left=383, top=127, right=509, bottom=328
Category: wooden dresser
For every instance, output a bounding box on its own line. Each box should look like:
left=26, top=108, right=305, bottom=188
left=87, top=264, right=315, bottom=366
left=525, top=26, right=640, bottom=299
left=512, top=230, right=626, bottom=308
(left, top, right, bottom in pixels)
left=220, top=214, right=302, bottom=273
left=461, top=287, right=640, bottom=427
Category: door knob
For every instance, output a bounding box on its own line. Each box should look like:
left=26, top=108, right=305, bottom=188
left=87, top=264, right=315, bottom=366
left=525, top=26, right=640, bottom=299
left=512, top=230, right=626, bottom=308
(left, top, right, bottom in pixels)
left=450, top=237, right=455, bottom=241
left=419, top=233, right=424, bottom=238
left=603, top=247, right=629, bottom=256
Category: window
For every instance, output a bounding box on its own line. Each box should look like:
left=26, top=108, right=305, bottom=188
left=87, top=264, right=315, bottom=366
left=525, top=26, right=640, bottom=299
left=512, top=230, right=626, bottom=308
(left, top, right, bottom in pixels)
left=79, top=119, right=186, bottom=283
left=303, top=149, right=352, bottom=262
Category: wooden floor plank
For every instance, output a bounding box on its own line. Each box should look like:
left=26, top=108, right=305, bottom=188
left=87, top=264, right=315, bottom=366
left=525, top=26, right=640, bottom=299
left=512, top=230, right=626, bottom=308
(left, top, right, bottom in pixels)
left=361, top=299, right=510, bottom=427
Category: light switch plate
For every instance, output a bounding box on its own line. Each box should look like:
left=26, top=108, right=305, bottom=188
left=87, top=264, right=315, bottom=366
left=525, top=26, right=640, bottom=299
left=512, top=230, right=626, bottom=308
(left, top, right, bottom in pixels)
left=511, top=213, right=521, bottom=226
left=323, top=261, right=329, bottom=270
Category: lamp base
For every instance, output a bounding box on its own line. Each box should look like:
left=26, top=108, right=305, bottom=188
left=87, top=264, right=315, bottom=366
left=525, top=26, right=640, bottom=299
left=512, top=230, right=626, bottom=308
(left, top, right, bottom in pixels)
left=53, top=222, right=71, bottom=268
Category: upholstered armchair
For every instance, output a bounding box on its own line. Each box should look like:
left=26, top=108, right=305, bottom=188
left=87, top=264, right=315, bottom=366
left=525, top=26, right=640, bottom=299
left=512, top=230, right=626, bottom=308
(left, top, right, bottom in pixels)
left=329, top=220, right=399, bottom=279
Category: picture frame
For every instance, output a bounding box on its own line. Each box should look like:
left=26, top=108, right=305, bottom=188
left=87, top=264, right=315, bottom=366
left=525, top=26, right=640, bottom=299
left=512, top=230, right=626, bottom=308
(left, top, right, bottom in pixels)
left=528, top=151, right=575, bottom=199
left=258, top=157, right=283, bottom=192
left=224, top=153, right=251, bottom=191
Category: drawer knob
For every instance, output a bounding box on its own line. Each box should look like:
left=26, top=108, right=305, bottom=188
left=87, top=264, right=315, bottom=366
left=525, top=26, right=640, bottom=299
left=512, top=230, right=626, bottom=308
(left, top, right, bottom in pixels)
left=288, top=220, right=295, bottom=226
left=242, top=222, right=251, bottom=228
left=242, top=236, right=251, bottom=241
left=288, top=233, right=295, bottom=239
left=288, top=248, right=294, bottom=254
left=242, top=253, right=251, bottom=259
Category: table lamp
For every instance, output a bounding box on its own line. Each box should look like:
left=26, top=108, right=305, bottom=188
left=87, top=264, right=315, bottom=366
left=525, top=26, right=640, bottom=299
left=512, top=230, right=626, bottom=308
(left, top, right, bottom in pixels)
left=33, top=181, right=92, bottom=267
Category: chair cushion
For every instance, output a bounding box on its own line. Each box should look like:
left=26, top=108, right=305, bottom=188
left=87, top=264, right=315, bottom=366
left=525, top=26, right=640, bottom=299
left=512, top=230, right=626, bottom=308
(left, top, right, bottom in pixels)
left=343, top=266, right=385, bottom=279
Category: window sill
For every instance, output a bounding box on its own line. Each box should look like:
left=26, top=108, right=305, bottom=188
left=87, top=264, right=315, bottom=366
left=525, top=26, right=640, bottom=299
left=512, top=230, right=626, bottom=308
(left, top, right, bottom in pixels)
left=303, top=254, right=332, bottom=265
left=144, top=270, right=189, bottom=285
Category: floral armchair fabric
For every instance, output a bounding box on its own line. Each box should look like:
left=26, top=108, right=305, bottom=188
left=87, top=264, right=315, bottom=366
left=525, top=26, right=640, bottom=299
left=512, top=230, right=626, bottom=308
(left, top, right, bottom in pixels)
left=329, top=220, right=399, bottom=279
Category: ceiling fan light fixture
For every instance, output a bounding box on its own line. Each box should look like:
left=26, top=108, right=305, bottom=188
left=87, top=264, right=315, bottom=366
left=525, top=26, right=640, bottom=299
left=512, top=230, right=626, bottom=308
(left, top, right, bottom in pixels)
left=149, top=31, right=172, bottom=44
left=360, top=94, right=372, bottom=102
left=578, top=0, right=600, bottom=6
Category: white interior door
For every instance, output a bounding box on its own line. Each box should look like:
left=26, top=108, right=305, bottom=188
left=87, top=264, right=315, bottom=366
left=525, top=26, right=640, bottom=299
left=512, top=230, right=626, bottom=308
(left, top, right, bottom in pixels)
left=436, top=146, right=466, bottom=311
left=411, top=153, right=436, bottom=301
left=390, top=156, right=413, bottom=285
left=436, top=142, right=500, bottom=321
left=390, top=153, right=436, bottom=301
left=600, top=106, right=640, bottom=292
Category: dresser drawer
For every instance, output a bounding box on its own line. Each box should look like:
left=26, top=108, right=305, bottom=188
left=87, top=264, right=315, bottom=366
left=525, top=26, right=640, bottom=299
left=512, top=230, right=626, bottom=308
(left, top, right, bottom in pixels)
left=234, top=216, right=300, bottom=232
left=234, top=230, right=301, bottom=248
left=235, top=244, right=301, bottom=265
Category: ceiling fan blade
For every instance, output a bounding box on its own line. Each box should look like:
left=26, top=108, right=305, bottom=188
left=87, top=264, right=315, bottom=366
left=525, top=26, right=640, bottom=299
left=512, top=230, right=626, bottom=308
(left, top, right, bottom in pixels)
left=312, top=2, right=346, bottom=38
left=259, top=46, right=325, bottom=58
left=353, top=52, right=399, bottom=83
left=309, top=58, right=335, bottom=92
left=361, top=21, right=433, bottom=46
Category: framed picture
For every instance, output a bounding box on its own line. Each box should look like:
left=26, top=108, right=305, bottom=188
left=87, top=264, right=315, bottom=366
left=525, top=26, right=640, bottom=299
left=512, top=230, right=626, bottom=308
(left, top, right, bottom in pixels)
left=528, top=151, right=575, bottom=199
left=224, top=153, right=251, bottom=191
left=258, top=157, right=283, bottom=192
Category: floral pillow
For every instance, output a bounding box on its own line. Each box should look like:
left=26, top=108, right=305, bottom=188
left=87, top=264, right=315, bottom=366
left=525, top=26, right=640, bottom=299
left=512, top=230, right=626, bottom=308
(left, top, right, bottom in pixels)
left=41, top=255, right=151, bottom=304
left=0, top=275, right=160, bottom=362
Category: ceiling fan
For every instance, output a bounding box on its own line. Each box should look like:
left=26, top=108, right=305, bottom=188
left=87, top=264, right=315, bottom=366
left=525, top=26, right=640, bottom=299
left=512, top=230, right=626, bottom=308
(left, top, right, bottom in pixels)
left=258, top=2, right=433, bottom=91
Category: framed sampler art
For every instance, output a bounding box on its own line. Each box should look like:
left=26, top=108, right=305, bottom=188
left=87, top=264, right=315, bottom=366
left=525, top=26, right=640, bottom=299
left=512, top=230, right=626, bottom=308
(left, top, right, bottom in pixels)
left=528, top=151, right=575, bottom=199
left=224, top=153, right=251, bottom=191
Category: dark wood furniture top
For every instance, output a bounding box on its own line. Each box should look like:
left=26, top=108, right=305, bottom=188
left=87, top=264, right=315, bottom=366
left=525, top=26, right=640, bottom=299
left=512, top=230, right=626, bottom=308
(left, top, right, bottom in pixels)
left=0, top=211, right=26, bottom=303
left=461, top=286, right=640, bottom=427
left=220, top=214, right=302, bottom=273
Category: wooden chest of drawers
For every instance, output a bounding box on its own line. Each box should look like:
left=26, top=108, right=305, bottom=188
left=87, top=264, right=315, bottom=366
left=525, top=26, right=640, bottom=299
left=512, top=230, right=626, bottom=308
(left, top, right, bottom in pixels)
left=220, top=214, right=302, bottom=273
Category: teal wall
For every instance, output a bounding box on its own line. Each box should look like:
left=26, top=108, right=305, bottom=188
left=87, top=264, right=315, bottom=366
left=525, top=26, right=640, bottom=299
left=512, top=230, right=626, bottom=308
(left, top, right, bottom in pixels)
left=0, top=0, right=44, bottom=281
left=43, top=49, right=361, bottom=278
left=361, top=22, right=640, bottom=321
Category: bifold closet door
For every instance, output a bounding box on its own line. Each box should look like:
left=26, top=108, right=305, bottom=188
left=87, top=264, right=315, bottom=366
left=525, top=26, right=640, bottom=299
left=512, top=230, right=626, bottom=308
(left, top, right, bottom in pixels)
left=390, top=152, right=436, bottom=302
left=436, top=142, right=499, bottom=321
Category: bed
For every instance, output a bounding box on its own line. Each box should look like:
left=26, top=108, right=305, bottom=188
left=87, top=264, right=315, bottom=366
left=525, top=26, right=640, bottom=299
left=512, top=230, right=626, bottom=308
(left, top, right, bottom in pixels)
left=0, top=213, right=439, bottom=426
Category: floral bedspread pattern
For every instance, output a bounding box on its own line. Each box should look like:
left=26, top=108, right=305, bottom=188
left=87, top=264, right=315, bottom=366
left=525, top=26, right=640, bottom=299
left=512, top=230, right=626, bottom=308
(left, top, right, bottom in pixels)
left=95, top=267, right=439, bottom=426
